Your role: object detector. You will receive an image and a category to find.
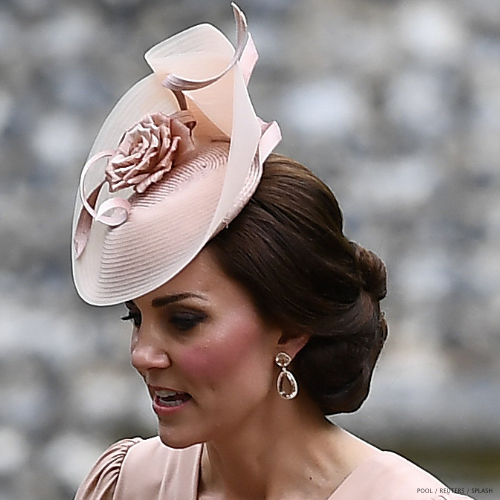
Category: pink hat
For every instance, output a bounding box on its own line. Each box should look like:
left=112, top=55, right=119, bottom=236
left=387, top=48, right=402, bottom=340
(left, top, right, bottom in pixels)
left=71, top=4, right=281, bottom=306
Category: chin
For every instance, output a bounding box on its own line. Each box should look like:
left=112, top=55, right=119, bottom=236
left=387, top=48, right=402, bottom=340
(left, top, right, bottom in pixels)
left=157, top=424, right=203, bottom=450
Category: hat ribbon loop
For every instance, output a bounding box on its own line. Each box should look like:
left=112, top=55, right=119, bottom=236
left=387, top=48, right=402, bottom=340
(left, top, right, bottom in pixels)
left=162, top=3, right=279, bottom=160
left=162, top=3, right=253, bottom=93
left=74, top=150, right=133, bottom=259
left=78, top=151, right=132, bottom=227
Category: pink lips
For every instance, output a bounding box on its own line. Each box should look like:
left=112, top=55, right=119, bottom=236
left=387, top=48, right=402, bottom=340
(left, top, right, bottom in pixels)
left=148, top=385, right=192, bottom=416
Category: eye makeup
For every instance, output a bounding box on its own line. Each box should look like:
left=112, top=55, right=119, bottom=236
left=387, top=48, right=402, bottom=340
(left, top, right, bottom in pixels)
left=168, top=310, right=208, bottom=332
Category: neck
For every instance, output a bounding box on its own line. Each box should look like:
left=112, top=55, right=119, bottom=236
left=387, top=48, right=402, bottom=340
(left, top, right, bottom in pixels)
left=198, top=394, right=374, bottom=500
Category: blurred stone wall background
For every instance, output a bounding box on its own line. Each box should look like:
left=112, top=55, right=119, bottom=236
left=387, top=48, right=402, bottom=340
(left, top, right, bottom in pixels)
left=1, top=0, right=499, bottom=498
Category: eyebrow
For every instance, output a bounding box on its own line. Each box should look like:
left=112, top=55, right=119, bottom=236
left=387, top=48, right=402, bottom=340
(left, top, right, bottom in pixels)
left=151, top=292, right=208, bottom=308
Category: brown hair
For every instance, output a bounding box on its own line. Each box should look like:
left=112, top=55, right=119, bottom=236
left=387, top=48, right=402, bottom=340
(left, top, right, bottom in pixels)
left=209, top=154, right=388, bottom=415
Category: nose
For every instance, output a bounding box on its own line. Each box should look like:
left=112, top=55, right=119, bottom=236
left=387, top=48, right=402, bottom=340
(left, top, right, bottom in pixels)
left=130, top=324, right=171, bottom=374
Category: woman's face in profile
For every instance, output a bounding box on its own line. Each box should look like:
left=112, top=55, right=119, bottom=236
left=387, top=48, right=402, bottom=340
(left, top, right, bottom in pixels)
left=125, top=249, right=283, bottom=448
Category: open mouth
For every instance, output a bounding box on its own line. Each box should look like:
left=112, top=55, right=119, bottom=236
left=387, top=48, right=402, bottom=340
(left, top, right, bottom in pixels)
left=154, top=390, right=192, bottom=408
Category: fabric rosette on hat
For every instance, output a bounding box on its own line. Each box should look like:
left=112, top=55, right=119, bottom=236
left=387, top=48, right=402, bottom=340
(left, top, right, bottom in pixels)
left=72, top=3, right=281, bottom=306
left=104, top=111, right=196, bottom=195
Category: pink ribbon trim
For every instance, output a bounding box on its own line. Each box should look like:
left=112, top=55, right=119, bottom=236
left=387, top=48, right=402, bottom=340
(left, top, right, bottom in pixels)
left=258, top=120, right=282, bottom=163
left=162, top=3, right=250, bottom=92
left=79, top=151, right=132, bottom=227
left=74, top=151, right=133, bottom=259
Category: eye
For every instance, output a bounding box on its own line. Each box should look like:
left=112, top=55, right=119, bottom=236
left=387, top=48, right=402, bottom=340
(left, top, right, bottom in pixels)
left=170, top=310, right=207, bottom=332
left=121, top=302, right=142, bottom=328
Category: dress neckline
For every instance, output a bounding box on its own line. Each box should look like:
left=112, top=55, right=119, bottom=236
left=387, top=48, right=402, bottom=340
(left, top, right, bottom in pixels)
left=191, top=444, right=386, bottom=500
left=326, top=450, right=387, bottom=499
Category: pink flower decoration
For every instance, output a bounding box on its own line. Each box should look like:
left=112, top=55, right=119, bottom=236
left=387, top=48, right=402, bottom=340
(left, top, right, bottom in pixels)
left=105, top=111, right=195, bottom=194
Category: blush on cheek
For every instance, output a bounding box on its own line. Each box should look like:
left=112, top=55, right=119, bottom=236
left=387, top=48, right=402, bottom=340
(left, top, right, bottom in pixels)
left=180, top=318, right=264, bottom=382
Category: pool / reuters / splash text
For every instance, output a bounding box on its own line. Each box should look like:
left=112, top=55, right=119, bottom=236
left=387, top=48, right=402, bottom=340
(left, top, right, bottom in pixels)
left=417, top=487, right=494, bottom=496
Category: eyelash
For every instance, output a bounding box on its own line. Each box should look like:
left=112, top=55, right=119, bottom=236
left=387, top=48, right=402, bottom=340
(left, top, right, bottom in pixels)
left=121, top=308, right=207, bottom=332
left=121, top=310, right=141, bottom=328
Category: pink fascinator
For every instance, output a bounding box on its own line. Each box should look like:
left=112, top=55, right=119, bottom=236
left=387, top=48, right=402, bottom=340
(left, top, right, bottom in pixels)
left=71, top=4, right=281, bottom=306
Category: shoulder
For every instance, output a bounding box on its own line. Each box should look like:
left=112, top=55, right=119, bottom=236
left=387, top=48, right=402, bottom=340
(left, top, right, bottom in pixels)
left=74, top=437, right=202, bottom=500
left=74, top=438, right=142, bottom=500
left=335, top=451, right=474, bottom=500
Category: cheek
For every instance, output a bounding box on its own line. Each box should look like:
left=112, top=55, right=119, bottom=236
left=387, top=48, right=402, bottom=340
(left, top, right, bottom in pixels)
left=179, top=317, right=269, bottom=383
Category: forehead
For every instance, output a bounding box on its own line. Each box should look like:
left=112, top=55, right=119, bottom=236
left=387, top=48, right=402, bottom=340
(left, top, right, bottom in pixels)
left=134, top=248, right=250, bottom=307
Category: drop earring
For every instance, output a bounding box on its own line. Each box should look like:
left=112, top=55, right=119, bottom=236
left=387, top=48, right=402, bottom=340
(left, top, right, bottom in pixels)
left=275, top=352, right=298, bottom=400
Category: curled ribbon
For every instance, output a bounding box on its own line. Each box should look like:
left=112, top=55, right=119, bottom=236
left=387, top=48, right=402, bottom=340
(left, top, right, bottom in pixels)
left=163, top=3, right=250, bottom=92
left=79, top=151, right=131, bottom=227
left=74, top=151, right=134, bottom=260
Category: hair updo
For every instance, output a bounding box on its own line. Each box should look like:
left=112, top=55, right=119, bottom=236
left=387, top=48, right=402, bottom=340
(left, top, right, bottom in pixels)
left=209, top=154, right=388, bottom=415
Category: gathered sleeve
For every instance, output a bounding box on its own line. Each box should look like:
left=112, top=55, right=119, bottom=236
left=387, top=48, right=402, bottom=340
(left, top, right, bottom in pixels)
left=74, top=438, right=142, bottom=500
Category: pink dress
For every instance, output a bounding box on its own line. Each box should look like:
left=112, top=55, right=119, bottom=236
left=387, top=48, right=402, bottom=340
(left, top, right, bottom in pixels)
left=74, top=437, right=474, bottom=500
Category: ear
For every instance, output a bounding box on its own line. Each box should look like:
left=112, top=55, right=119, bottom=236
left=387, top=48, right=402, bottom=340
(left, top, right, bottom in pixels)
left=277, top=332, right=310, bottom=360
